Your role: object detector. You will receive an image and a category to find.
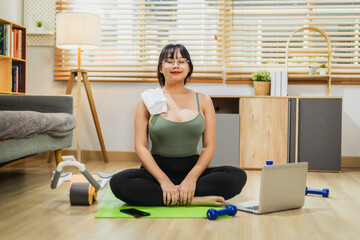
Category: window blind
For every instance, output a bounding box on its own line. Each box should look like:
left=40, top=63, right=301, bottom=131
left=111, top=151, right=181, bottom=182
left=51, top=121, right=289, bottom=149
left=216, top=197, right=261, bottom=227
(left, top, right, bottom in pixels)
left=55, top=0, right=224, bottom=83
left=55, top=0, right=360, bottom=84
left=226, top=0, right=360, bottom=84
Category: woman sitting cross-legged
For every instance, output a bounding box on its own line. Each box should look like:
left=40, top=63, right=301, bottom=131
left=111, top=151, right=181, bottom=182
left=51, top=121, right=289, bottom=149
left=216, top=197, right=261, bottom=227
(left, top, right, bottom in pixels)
left=110, top=43, right=247, bottom=206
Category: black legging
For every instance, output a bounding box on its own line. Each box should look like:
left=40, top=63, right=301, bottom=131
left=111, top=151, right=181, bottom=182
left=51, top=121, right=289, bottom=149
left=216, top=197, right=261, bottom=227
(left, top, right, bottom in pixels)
left=110, top=154, right=247, bottom=206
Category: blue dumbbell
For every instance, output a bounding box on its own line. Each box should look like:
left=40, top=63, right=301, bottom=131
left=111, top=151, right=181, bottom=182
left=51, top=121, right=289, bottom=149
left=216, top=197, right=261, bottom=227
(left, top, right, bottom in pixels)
left=207, top=205, right=237, bottom=220
left=305, top=187, right=329, bottom=198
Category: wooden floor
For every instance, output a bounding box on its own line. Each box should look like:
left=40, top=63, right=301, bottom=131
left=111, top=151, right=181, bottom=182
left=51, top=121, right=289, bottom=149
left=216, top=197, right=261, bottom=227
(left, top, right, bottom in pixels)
left=0, top=156, right=360, bottom=240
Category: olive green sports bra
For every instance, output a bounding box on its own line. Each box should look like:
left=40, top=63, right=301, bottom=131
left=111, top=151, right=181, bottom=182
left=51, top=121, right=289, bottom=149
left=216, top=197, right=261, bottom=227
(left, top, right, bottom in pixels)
left=149, top=92, right=205, bottom=157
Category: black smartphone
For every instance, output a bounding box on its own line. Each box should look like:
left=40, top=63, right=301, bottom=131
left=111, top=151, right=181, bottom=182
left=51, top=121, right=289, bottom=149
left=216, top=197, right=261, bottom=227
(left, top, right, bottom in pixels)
left=120, top=208, right=150, bottom=218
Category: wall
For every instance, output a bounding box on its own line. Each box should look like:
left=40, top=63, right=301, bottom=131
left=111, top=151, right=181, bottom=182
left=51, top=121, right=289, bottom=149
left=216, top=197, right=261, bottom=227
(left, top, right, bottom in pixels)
left=0, top=0, right=23, bottom=24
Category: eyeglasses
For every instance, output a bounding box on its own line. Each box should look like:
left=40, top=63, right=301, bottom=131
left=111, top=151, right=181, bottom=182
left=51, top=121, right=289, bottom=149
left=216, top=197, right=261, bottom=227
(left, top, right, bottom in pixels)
left=163, top=57, right=190, bottom=66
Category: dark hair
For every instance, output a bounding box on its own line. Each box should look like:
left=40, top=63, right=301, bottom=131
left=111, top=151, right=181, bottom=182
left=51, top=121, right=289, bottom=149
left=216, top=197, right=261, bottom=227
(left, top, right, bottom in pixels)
left=157, top=44, right=193, bottom=87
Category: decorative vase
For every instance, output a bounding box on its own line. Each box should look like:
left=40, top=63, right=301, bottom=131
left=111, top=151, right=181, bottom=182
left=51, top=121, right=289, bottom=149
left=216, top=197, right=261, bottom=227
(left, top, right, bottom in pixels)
left=308, top=66, right=317, bottom=75
left=319, top=68, right=327, bottom=75
left=253, top=81, right=271, bottom=96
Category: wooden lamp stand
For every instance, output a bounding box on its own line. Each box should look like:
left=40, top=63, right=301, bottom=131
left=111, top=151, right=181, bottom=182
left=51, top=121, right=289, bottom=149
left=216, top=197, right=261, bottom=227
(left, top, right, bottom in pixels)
left=65, top=68, right=109, bottom=163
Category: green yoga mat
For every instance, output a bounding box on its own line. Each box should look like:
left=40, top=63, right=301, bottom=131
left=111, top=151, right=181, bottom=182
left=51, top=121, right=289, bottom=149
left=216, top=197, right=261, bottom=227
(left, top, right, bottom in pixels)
left=95, top=187, right=230, bottom=219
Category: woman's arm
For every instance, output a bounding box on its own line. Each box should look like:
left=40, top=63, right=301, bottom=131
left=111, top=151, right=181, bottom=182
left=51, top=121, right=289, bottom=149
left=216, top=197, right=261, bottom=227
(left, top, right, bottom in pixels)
left=179, top=93, right=216, bottom=205
left=134, top=98, right=179, bottom=206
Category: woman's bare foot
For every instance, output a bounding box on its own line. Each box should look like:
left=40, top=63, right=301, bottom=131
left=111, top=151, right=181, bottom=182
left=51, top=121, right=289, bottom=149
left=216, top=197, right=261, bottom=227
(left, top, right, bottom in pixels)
left=190, top=196, right=225, bottom=207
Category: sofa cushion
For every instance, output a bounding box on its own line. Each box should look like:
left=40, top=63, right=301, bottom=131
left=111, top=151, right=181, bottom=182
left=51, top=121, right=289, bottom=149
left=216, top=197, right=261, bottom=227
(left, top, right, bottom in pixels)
left=0, top=111, right=76, bottom=139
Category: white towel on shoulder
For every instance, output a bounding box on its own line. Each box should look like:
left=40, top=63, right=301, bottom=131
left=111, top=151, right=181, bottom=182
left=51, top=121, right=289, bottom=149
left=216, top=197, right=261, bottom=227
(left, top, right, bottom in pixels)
left=140, top=87, right=167, bottom=115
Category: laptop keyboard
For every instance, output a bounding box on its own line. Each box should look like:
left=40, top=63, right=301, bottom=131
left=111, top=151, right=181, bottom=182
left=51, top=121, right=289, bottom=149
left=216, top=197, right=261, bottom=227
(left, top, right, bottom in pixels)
left=246, top=205, right=259, bottom=211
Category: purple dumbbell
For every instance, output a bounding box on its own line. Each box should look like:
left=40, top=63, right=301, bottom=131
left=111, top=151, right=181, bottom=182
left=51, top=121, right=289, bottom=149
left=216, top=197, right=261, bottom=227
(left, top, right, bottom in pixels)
left=305, top=187, right=329, bottom=198
left=207, top=205, right=237, bottom=220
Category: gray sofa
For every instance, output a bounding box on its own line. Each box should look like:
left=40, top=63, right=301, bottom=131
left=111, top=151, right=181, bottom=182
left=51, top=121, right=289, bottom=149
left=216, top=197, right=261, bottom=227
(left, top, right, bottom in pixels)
left=0, top=94, right=75, bottom=166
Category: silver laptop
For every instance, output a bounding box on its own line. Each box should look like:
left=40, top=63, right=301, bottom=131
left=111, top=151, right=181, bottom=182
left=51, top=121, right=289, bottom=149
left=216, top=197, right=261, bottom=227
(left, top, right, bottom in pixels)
left=234, top=162, right=308, bottom=214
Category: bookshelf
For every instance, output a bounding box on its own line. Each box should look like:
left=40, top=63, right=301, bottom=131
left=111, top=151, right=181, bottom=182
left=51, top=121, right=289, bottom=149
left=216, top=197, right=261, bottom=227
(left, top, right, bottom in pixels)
left=0, top=18, right=26, bottom=94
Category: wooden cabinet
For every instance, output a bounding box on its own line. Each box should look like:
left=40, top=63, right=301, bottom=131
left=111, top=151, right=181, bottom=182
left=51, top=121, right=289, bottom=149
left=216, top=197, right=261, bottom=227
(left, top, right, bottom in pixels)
left=239, top=98, right=289, bottom=169
left=0, top=18, right=26, bottom=94
left=211, top=96, right=342, bottom=171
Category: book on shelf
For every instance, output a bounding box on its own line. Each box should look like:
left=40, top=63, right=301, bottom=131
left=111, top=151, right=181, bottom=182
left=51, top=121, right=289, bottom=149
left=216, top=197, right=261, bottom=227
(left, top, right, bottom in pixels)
left=270, top=71, right=288, bottom=96
left=13, top=29, right=17, bottom=58
left=18, top=30, right=22, bottom=59
left=12, top=62, right=22, bottom=92
left=6, top=25, right=10, bottom=56
left=11, top=29, right=23, bottom=59
left=12, top=64, right=16, bottom=92
left=281, top=71, right=288, bottom=97
left=0, top=24, right=10, bottom=56
left=270, top=72, right=276, bottom=96
left=12, top=29, right=15, bottom=58
left=0, top=24, right=5, bottom=55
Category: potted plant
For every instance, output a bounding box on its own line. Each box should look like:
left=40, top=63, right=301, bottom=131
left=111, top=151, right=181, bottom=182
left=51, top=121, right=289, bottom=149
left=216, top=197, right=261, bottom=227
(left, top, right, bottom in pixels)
left=319, top=64, right=327, bottom=75
left=252, top=70, right=271, bottom=96
left=308, top=64, right=317, bottom=75
left=36, top=21, right=43, bottom=30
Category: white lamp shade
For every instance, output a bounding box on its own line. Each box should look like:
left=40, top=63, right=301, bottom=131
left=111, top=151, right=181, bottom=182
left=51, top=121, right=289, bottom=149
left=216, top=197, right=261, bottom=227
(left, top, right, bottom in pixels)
left=56, top=12, right=100, bottom=49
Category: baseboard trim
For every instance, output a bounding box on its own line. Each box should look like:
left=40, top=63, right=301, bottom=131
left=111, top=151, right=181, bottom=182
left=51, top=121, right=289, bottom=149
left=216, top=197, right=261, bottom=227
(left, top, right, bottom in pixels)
left=342, top=156, right=360, bottom=168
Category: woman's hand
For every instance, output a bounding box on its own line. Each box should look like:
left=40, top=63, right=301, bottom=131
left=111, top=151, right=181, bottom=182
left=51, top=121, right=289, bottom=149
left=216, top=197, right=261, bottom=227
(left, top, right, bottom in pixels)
left=178, top=177, right=197, bottom=206
left=160, top=181, right=180, bottom=206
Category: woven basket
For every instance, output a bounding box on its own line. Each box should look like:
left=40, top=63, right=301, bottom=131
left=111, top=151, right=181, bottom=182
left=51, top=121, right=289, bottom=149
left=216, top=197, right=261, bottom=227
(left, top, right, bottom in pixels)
left=253, top=81, right=271, bottom=96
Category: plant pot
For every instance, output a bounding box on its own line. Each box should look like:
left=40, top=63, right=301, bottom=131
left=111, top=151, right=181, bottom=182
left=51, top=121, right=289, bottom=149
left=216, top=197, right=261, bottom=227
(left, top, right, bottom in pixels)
left=319, top=68, right=327, bottom=75
left=253, top=81, right=271, bottom=96
left=308, top=66, right=317, bottom=75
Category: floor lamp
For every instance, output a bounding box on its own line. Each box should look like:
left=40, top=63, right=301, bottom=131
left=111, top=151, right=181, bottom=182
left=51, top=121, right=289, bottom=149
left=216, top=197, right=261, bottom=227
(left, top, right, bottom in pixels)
left=56, top=12, right=109, bottom=163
